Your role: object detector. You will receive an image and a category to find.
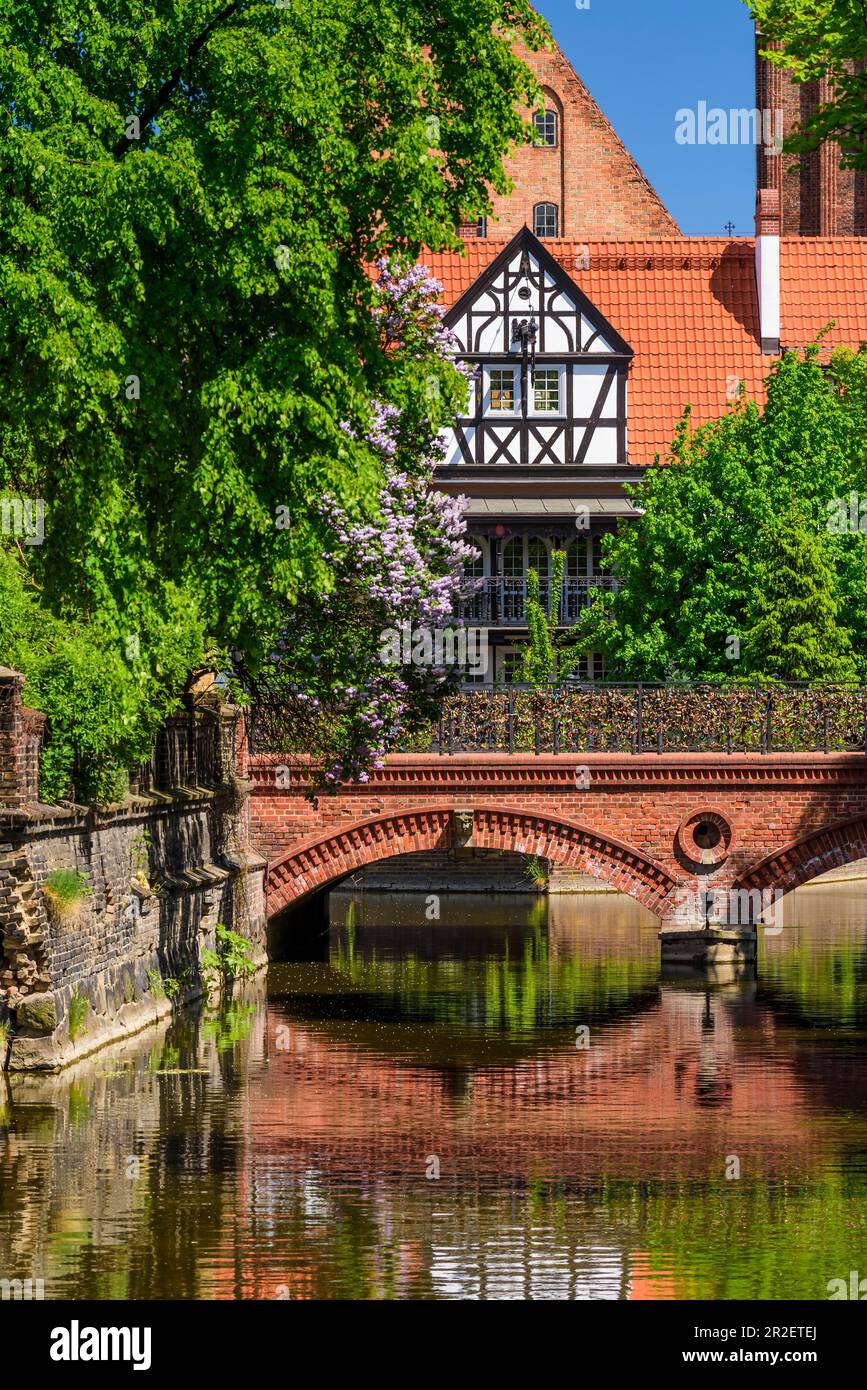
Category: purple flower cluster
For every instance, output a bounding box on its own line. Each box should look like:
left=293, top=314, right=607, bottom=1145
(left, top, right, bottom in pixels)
left=315, top=258, right=480, bottom=782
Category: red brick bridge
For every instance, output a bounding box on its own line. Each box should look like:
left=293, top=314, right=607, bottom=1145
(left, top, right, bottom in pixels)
left=245, top=746, right=867, bottom=929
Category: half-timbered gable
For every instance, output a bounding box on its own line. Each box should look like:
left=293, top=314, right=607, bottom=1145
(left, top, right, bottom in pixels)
left=440, top=228, right=632, bottom=471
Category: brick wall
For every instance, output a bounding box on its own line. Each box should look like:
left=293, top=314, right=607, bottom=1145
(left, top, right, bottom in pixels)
left=1, top=702, right=266, bottom=1071
left=756, top=41, right=866, bottom=236
left=0, top=669, right=43, bottom=807
left=484, top=38, right=678, bottom=241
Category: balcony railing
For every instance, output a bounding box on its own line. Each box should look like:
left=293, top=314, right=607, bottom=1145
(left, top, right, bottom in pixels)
left=458, top=576, right=617, bottom=627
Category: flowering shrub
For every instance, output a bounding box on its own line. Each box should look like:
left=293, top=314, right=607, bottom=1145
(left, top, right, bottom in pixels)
left=249, top=259, right=479, bottom=784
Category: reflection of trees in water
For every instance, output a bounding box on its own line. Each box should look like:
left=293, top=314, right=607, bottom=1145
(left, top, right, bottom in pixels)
left=0, top=997, right=262, bottom=1300
left=2, top=891, right=867, bottom=1300
left=323, top=903, right=661, bottom=1042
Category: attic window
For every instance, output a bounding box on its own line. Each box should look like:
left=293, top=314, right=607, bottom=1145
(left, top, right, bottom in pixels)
left=534, top=110, right=558, bottom=147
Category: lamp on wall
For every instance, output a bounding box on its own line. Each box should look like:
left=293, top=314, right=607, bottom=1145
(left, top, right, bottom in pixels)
left=510, top=317, right=538, bottom=369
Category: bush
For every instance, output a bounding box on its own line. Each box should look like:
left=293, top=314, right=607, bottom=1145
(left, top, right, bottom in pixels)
left=200, top=924, right=257, bottom=990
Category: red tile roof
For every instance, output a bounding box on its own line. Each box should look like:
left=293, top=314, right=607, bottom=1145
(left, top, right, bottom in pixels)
left=422, top=235, right=867, bottom=467
left=780, top=238, right=867, bottom=356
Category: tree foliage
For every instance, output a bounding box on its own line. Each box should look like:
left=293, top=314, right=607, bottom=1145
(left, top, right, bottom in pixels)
left=569, top=346, right=867, bottom=682
left=0, top=548, right=205, bottom=803
left=0, top=0, right=549, bottom=795
left=743, top=501, right=858, bottom=680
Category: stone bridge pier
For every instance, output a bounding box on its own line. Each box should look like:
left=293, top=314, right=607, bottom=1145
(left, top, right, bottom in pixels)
left=247, top=752, right=867, bottom=948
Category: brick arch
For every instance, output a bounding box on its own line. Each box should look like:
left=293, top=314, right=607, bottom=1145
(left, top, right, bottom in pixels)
left=266, top=804, right=678, bottom=918
left=734, top=814, right=867, bottom=900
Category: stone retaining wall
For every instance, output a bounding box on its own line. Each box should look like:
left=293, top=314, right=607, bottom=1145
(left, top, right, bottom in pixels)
left=0, top=670, right=266, bottom=1071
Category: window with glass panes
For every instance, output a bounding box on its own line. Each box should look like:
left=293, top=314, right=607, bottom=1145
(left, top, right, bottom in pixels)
left=575, top=653, right=605, bottom=681
left=501, top=651, right=524, bottom=684
left=489, top=368, right=516, bottom=411
left=533, top=110, right=558, bottom=147
left=567, top=535, right=606, bottom=577
left=532, top=369, right=560, bottom=413
left=465, top=536, right=486, bottom=578
left=505, top=537, right=549, bottom=576
left=533, top=203, right=558, bottom=238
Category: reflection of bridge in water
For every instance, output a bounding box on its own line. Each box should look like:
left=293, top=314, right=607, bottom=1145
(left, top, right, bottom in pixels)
left=254, top=979, right=832, bottom=1184
left=5, top=888, right=867, bottom=1301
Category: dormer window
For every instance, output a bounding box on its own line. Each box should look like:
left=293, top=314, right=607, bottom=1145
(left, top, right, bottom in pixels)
left=534, top=110, right=558, bottom=148
left=534, top=202, right=558, bottom=238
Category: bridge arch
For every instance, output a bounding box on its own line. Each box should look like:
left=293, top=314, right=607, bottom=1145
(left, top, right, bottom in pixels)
left=266, top=804, right=678, bottom=918
left=734, top=814, right=867, bottom=901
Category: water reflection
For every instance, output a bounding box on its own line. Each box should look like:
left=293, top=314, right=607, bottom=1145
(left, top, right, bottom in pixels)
left=2, top=886, right=867, bottom=1300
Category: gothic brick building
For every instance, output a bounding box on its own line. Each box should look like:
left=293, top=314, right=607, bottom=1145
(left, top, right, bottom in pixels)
left=755, top=35, right=866, bottom=237
left=481, top=37, right=678, bottom=242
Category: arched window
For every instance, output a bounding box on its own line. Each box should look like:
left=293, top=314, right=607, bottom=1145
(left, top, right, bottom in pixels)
left=465, top=535, right=487, bottom=578
left=567, top=535, right=607, bottom=578
left=533, top=202, right=558, bottom=238
left=527, top=537, right=550, bottom=576
left=502, top=536, right=524, bottom=578
left=567, top=536, right=590, bottom=579
left=534, top=109, right=558, bottom=147
left=502, top=537, right=550, bottom=576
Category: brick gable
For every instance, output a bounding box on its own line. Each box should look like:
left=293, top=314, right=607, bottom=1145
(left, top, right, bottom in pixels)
left=486, top=38, right=679, bottom=241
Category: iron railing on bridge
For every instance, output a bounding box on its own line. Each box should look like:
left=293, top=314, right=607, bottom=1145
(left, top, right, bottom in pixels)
left=397, top=683, right=867, bottom=756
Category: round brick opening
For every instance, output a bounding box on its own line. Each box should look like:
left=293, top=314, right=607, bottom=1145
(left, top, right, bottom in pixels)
left=677, top=810, right=732, bottom=868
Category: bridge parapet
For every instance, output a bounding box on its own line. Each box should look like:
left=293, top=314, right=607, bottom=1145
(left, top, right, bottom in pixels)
left=391, top=684, right=867, bottom=758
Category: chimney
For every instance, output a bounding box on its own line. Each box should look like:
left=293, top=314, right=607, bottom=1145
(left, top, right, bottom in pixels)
left=755, top=187, right=781, bottom=354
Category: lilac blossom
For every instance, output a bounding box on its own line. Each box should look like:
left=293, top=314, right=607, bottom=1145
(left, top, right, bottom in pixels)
left=310, top=257, right=480, bottom=782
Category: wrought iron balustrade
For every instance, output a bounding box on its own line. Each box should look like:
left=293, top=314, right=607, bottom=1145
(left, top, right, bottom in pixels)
left=458, top=576, right=617, bottom=627
left=398, top=683, right=867, bottom=757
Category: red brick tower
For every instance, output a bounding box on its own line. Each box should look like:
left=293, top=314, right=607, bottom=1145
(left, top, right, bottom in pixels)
left=755, top=32, right=866, bottom=236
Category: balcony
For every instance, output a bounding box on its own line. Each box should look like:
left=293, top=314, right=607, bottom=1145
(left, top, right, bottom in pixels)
left=457, top=575, right=618, bottom=627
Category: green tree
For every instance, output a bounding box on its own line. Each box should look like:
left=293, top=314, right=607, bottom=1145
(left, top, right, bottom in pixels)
left=517, top=553, right=561, bottom=685
left=743, top=502, right=858, bottom=680
left=567, top=346, right=867, bottom=681
left=0, top=548, right=204, bottom=803
left=516, top=549, right=595, bottom=686
left=749, top=0, right=867, bottom=172
left=0, top=0, right=546, bottom=659
left=0, top=0, right=549, bottom=791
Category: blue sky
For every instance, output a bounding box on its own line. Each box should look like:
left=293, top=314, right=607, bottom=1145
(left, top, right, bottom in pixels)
left=534, top=0, right=759, bottom=236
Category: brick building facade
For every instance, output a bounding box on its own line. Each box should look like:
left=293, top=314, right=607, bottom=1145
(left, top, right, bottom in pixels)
left=479, top=38, right=678, bottom=242
left=755, top=36, right=866, bottom=237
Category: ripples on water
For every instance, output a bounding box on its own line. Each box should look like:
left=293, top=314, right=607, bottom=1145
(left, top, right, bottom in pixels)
left=2, top=884, right=867, bottom=1300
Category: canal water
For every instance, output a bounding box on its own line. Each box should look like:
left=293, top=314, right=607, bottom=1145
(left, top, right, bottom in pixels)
left=2, top=883, right=867, bottom=1300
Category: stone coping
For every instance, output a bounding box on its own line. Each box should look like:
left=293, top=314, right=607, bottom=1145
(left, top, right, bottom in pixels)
left=0, top=780, right=251, bottom=828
